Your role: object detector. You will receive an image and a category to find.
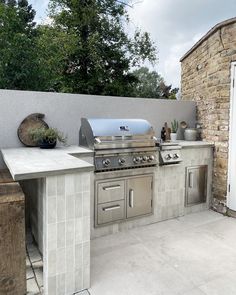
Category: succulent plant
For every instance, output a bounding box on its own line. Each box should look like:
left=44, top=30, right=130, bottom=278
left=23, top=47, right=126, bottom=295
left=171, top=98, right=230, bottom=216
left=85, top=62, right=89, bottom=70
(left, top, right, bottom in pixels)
left=171, top=119, right=179, bottom=133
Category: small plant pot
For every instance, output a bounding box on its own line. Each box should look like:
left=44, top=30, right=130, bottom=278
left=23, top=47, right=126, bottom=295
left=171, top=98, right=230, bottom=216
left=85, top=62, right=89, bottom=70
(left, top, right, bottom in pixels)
left=39, top=139, right=57, bottom=149
left=170, top=133, right=177, bottom=141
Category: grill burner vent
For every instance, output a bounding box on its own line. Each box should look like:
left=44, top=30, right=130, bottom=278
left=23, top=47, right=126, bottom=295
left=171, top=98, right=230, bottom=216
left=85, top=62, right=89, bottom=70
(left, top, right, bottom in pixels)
left=159, top=143, right=182, bottom=165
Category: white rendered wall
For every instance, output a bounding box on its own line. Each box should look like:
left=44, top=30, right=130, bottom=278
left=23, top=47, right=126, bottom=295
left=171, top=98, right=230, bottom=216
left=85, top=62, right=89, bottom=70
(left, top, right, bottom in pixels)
left=0, top=90, right=196, bottom=168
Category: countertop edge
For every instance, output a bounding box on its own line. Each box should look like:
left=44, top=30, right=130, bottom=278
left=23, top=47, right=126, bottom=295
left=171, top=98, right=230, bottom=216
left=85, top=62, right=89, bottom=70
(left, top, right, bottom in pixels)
left=14, top=166, right=94, bottom=181
left=180, top=143, right=215, bottom=149
left=68, top=152, right=94, bottom=157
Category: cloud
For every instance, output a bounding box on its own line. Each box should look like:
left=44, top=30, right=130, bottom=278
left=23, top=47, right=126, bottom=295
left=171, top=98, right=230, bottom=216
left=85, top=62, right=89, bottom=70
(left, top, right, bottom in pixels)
left=29, top=0, right=49, bottom=23
left=163, top=33, right=203, bottom=87
left=128, top=0, right=236, bottom=87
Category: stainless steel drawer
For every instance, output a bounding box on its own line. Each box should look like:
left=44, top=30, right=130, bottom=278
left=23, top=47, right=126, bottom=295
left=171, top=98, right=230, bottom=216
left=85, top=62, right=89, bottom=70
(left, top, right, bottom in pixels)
left=97, top=200, right=125, bottom=225
left=97, top=180, right=125, bottom=204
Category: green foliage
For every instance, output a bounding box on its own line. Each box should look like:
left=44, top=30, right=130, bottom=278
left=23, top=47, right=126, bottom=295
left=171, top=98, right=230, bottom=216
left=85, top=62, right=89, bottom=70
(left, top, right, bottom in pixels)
left=29, top=127, right=67, bottom=144
left=46, top=0, right=157, bottom=95
left=0, top=0, right=40, bottom=90
left=131, top=67, right=179, bottom=99
left=0, top=0, right=180, bottom=98
left=171, top=119, right=179, bottom=133
left=132, top=67, right=164, bottom=98
left=35, top=25, right=77, bottom=91
left=159, top=83, right=179, bottom=99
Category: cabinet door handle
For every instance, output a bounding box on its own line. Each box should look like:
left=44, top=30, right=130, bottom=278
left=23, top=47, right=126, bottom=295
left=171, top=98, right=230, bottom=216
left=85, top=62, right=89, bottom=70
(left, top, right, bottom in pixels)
left=189, top=172, right=194, bottom=188
left=102, top=205, right=121, bottom=211
left=129, top=189, right=134, bottom=208
left=103, top=185, right=121, bottom=191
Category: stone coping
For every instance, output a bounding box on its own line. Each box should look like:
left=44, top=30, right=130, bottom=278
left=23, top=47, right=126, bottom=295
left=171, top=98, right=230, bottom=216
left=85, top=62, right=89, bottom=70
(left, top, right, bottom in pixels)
left=159, top=141, right=214, bottom=149
left=180, top=17, right=236, bottom=62
left=177, top=140, right=214, bottom=148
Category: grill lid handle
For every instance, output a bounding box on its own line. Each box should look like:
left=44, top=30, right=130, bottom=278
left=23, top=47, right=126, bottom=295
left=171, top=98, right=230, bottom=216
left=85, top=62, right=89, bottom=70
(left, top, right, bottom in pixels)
left=94, top=137, right=101, bottom=144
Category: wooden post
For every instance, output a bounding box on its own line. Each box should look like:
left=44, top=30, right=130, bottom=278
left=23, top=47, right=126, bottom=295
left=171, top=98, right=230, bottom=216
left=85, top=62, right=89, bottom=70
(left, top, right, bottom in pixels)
left=0, top=182, right=26, bottom=295
left=0, top=169, right=14, bottom=184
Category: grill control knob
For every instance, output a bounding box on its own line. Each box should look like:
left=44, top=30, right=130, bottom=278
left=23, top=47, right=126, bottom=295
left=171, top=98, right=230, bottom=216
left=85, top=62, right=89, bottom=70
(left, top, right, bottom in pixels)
left=102, top=159, right=111, bottom=167
left=173, top=153, right=179, bottom=159
left=133, top=156, right=141, bottom=164
left=148, top=155, right=155, bottom=162
left=119, top=158, right=126, bottom=165
left=165, top=154, right=172, bottom=160
left=142, top=156, right=148, bottom=162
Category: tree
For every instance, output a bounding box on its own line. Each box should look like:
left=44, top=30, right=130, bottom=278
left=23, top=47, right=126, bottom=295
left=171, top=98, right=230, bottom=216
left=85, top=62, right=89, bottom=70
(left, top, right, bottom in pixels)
left=0, top=0, right=39, bottom=90
left=159, top=82, right=179, bottom=99
left=132, top=67, right=164, bottom=98
left=47, top=0, right=157, bottom=95
left=132, top=67, right=179, bottom=99
left=35, top=25, right=77, bottom=91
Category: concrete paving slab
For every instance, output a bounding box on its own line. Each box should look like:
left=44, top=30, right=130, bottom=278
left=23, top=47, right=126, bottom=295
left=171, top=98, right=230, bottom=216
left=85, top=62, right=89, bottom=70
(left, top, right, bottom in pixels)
left=90, top=210, right=236, bottom=295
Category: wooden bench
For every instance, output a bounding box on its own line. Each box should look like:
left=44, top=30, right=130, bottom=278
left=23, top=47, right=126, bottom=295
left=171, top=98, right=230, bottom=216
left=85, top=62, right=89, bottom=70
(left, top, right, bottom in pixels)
left=0, top=170, right=26, bottom=295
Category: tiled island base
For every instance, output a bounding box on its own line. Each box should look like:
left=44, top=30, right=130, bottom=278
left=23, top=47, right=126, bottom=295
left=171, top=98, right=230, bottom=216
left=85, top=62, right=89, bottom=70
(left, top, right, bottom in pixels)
left=22, top=172, right=91, bottom=295
left=91, top=145, right=213, bottom=239
left=26, top=233, right=90, bottom=295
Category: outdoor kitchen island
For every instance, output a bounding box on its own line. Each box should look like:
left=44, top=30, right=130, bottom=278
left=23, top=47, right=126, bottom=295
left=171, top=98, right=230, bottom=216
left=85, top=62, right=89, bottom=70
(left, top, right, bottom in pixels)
left=1, top=145, right=94, bottom=295
left=91, top=140, right=214, bottom=239
left=1, top=141, right=214, bottom=295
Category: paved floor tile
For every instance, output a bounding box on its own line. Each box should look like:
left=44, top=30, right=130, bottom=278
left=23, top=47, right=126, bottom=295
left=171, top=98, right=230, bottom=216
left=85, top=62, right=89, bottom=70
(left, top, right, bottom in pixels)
left=26, top=265, right=34, bottom=280
left=89, top=210, right=236, bottom=295
left=25, top=210, right=236, bottom=295
left=181, top=288, right=207, bottom=295
left=27, top=277, right=40, bottom=294
left=26, top=234, right=43, bottom=294
left=199, top=270, right=236, bottom=295
left=28, top=245, right=42, bottom=263
left=32, top=260, right=43, bottom=288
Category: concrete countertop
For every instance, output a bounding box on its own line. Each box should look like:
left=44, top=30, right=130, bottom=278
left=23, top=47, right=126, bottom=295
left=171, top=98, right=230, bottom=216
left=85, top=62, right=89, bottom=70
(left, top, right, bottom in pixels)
left=177, top=140, right=214, bottom=148
left=159, top=140, right=214, bottom=149
left=1, top=145, right=94, bottom=181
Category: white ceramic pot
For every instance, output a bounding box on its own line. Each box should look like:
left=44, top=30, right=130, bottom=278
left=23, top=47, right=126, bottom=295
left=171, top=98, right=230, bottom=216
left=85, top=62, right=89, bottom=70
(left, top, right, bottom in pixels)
left=170, top=133, right=177, bottom=141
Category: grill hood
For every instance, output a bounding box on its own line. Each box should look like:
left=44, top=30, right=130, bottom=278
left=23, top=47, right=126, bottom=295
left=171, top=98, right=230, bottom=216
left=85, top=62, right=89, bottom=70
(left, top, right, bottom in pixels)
left=79, top=118, right=156, bottom=150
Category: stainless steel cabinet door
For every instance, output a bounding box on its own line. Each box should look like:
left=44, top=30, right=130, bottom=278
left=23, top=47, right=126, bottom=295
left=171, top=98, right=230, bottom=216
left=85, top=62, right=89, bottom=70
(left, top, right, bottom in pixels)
left=185, top=166, right=207, bottom=206
left=126, top=175, right=153, bottom=219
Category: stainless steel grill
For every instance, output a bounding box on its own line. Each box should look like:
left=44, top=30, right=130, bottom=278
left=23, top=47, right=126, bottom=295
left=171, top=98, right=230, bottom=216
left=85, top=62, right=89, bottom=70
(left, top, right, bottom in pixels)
left=79, top=118, right=158, bottom=171
left=79, top=118, right=157, bottom=227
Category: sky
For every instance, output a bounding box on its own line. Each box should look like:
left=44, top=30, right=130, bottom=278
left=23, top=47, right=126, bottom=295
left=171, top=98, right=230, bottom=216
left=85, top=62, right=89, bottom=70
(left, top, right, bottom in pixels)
left=29, top=0, right=236, bottom=88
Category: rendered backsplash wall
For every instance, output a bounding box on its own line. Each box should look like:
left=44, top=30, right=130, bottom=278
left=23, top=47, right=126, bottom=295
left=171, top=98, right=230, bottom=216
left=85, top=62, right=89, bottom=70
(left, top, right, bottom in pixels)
left=0, top=90, right=196, bottom=168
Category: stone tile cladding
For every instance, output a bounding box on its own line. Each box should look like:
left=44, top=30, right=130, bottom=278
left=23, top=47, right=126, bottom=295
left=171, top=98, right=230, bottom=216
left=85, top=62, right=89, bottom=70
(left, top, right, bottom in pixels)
left=44, top=172, right=91, bottom=295
left=181, top=21, right=236, bottom=207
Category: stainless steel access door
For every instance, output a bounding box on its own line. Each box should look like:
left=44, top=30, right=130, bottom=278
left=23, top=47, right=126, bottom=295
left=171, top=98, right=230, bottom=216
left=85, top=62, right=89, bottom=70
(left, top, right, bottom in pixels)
left=126, top=175, right=153, bottom=219
left=185, top=165, right=207, bottom=206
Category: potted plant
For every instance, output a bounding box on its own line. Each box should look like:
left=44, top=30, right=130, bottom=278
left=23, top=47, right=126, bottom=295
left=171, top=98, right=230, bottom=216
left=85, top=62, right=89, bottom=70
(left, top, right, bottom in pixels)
left=29, top=127, right=67, bottom=149
left=170, top=119, right=178, bottom=141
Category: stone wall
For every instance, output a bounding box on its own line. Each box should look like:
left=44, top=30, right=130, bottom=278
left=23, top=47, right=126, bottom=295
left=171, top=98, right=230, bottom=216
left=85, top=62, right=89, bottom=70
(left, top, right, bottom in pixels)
left=181, top=18, right=236, bottom=208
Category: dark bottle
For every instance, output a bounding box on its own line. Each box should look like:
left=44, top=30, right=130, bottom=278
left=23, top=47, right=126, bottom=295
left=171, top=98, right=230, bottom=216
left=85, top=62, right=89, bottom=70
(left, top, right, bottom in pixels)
left=161, top=127, right=166, bottom=141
